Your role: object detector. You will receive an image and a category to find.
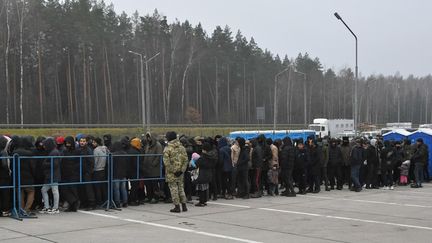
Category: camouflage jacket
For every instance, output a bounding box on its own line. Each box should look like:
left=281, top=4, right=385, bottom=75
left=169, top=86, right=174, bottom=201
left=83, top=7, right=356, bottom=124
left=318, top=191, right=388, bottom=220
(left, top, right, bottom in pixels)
left=163, top=139, right=188, bottom=183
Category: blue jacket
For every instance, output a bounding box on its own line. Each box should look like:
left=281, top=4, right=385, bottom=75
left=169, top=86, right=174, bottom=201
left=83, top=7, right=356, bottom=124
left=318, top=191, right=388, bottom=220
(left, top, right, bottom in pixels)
left=218, top=138, right=232, bottom=172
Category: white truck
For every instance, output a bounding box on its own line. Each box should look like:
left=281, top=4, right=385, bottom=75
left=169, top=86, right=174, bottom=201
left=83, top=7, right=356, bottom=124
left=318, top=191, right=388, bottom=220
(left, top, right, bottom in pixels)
left=308, top=118, right=354, bottom=138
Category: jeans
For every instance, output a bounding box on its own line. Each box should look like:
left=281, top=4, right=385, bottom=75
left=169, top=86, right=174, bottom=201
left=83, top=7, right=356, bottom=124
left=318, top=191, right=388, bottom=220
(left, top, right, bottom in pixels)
left=41, top=184, right=59, bottom=209
left=113, top=179, right=128, bottom=205
left=351, top=165, right=361, bottom=189
left=415, top=163, right=424, bottom=186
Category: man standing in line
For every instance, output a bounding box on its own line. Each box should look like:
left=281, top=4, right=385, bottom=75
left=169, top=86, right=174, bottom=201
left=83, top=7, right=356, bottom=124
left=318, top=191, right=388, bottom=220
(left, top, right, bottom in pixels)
left=411, top=138, right=428, bottom=188
left=163, top=131, right=189, bottom=213
left=350, top=139, right=364, bottom=192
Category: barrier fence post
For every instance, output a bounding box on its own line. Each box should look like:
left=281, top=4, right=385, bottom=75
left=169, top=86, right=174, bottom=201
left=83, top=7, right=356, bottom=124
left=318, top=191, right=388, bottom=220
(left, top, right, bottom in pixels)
left=102, top=154, right=111, bottom=211
left=79, top=156, right=82, bottom=183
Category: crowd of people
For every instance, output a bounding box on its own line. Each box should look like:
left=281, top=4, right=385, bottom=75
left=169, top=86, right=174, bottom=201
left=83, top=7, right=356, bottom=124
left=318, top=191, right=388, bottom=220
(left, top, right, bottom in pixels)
left=0, top=131, right=430, bottom=217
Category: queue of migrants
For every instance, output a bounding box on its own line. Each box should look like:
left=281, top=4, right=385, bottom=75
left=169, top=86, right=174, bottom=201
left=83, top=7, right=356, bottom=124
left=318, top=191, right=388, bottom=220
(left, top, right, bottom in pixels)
left=0, top=131, right=429, bottom=217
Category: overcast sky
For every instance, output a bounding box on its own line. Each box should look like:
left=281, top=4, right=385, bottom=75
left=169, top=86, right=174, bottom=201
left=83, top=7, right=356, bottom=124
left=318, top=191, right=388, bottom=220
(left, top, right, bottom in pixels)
left=108, top=0, right=431, bottom=78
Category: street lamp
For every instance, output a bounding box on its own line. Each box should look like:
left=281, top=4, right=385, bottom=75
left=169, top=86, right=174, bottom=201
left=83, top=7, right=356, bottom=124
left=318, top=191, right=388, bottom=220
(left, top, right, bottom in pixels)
left=295, top=71, right=307, bottom=126
left=129, top=51, right=160, bottom=132
left=144, top=52, right=160, bottom=132
left=334, top=12, right=358, bottom=136
left=128, top=51, right=145, bottom=131
left=273, top=67, right=290, bottom=132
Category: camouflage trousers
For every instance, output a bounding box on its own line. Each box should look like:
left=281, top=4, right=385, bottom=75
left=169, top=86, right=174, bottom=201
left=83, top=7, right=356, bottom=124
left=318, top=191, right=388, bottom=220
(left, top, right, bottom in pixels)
left=168, top=177, right=187, bottom=205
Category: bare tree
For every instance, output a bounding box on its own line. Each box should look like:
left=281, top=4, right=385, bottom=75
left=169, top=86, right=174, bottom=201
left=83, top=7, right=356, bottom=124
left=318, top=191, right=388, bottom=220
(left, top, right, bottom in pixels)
left=166, top=24, right=182, bottom=123
left=181, top=35, right=195, bottom=122
left=4, top=0, right=11, bottom=124
left=16, top=0, right=27, bottom=126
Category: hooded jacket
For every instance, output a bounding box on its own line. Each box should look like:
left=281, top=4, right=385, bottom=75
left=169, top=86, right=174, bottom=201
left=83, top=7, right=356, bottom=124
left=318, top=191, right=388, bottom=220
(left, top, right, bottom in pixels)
left=14, top=136, right=36, bottom=185
left=163, top=139, right=188, bottom=183
left=112, top=141, right=129, bottom=179
left=61, top=136, right=81, bottom=181
left=218, top=138, right=232, bottom=172
left=33, top=136, right=47, bottom=182
left=280, top=138, right=295, bottom=171
left=251, top=140, right=264, bottom=169
left=236, top=138, right=250, bottom=171
left=42, top=138, right=61, bottom=183
left=142, top=133, right=163, bottom=178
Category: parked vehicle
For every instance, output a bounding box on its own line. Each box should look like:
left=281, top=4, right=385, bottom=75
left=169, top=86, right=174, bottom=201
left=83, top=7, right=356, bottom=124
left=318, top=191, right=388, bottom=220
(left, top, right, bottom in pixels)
left=308, top=118, right=354, bottom=138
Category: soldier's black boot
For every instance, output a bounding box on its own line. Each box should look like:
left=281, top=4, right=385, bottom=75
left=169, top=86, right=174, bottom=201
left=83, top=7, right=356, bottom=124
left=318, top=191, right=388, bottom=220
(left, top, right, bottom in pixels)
left=181, top=203, right=188, bottom=212
left=170, top=204, right=181, bottom=213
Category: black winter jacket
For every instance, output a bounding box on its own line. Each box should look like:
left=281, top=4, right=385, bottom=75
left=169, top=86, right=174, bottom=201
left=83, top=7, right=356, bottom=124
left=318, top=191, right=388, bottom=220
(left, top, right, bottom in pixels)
left=328, top=145, right=343, bottom=167
left=294, top=148, right=308, bottom=171
left=237, top=147, right=250, bottom=171
left=280, top=144, right=295, bottom=171
left=251, top=141, right=264, bottom=169
left=61, top=137, right=81, bottom=182
left=195, top=150, right=217, bottom=184
left=42, top=138, right=61, bottom=183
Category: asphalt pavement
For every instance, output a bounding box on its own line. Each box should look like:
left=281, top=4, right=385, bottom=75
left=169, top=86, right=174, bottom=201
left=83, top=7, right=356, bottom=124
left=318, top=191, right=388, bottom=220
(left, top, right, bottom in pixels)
left=1, top=184, right=432, bottom=243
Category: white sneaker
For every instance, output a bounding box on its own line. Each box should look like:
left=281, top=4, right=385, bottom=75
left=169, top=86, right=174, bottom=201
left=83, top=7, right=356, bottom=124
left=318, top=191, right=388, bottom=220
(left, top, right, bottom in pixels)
left=390, top=186, right=394, bottom=190
left=39, top=208, right=50, bottom=214
left=48, top=208, right=60, bottom=214
left=383, top=186, right=389, bottom=190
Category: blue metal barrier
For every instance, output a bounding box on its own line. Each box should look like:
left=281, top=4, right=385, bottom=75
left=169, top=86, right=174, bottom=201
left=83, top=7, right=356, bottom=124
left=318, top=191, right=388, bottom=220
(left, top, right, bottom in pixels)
left=12, top=153, right=165, bottom=219
left=0, top=155, right=20, bottom=220
left=110, top=153, right=165, bottom=209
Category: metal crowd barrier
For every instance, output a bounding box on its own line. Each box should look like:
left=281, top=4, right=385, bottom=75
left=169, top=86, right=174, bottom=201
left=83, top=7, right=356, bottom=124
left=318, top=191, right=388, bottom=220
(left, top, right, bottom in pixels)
left=5, top=153, right=164, bottom=220
left=0, top=156, right=20, bottom=220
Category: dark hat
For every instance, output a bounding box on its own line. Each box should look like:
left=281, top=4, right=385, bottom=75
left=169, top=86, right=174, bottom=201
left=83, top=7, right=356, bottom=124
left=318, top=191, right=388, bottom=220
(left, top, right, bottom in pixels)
left=417, top=138, right=424, bottom=143
left=202, top=142, right=213, bottom=152
left=166, top=131, right=177, bottom=142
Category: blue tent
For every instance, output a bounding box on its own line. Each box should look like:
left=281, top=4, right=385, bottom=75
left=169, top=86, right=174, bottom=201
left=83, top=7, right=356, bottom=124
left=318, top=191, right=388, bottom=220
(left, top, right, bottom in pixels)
left=383, top=129, right=411, bottom=142
left=409, top=129, right=432, bottom=178
left=229, top=130, right=316, bottom=142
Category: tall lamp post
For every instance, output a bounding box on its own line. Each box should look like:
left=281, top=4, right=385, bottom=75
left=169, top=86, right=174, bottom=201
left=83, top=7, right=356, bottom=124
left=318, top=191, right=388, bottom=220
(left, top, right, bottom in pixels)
left=295, top=71, right=307, bottom=126
left=128, top=51, right=145, bottom=131
left=144, top=52, right=160, bottom=132
left=273, top=67, right=290, bottom=132
left=334, top=12, right=358, bottom=136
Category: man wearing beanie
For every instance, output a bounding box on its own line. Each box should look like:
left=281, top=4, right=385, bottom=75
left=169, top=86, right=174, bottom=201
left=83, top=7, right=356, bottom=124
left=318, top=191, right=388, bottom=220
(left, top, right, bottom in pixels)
left=163, top=131, right=189, bottom=213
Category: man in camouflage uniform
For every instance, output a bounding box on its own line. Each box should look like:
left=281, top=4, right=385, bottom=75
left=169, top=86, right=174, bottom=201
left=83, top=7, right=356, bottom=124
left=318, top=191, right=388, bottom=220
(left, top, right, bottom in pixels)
left=163, top=131, right=189, bottom=213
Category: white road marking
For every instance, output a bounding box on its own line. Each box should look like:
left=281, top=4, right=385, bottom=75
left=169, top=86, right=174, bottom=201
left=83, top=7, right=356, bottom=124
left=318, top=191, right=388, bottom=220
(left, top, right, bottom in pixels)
left=301, top=195, right=432, bottom=208
left=192, top=201, right=432, bottom=231
left=258, top=207, right=432, bottom=231
left=207, top=202, right=251, bottom=208
left=79, top=210, right=263, bottom=243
